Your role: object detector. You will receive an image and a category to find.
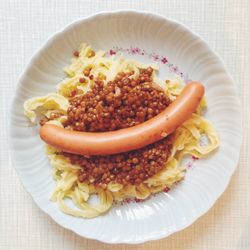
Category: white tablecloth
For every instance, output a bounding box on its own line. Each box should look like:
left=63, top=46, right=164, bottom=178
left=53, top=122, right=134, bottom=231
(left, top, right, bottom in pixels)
left=1, top=0, right=249, bottom=249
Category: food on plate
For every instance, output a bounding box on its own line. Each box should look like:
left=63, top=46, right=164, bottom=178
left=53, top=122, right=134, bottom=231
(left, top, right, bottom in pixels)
left=24, top=44, right=219, bottom=218
left=40, top=82, right=204, bottom=156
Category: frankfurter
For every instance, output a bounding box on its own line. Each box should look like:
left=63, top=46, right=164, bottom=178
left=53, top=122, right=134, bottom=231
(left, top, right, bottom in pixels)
left=40, top=82, right=204, bottom=156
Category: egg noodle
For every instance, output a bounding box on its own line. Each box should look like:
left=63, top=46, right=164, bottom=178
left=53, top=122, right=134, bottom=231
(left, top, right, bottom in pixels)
left=24, top=44, right=219, bottom=218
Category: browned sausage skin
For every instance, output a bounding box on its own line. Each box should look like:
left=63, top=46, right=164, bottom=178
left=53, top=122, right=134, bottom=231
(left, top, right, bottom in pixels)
left=40, top=82, right=204, bottom=156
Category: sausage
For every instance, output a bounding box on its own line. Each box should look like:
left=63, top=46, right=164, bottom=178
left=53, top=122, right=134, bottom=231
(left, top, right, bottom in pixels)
left=40, top=82, right=204, bottom=156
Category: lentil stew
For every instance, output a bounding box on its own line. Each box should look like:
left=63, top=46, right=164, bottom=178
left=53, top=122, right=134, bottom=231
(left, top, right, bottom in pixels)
left=55, top=67, right=174, bottom=188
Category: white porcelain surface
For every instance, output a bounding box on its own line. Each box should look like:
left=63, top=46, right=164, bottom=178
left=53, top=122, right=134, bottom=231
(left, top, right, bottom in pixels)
left=9, top=10, right=242, bottom=244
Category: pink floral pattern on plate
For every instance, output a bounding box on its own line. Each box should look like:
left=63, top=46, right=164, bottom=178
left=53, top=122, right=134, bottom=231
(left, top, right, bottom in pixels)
left=109, top=46, right=192, bottom=83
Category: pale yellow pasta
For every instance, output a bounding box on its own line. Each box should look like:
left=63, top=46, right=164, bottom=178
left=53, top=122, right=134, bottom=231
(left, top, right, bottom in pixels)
left=23, top=44, right=219, bottom=218
left=24, top=93, right=69, bottom=123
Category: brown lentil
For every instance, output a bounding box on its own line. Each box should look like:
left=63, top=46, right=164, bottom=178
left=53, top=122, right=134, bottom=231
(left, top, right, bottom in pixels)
left=67, top=68, right=170, bottom=132
left=79, top=77, right=86, bottom=83
left=57, top=66, right=173, bottom=187
left=63, top=135, right=173, bottom=187
left=73, top=51, right=79, bottom=57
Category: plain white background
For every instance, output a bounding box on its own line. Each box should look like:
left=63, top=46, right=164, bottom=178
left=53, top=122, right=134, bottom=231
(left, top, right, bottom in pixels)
left=1, top=1, right=249, bottom=249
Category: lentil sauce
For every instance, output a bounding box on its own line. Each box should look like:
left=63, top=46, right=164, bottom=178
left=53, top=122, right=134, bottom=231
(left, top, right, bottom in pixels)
left=44, top=67, right=174, bottom=188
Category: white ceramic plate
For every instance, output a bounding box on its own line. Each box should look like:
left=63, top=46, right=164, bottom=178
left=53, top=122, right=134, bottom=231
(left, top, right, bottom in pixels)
left=9, top=10, right=242, bottom=244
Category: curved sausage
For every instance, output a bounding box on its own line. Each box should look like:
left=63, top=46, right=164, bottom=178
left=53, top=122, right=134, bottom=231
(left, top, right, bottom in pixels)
left=40, top=82, right=204, bottom=156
